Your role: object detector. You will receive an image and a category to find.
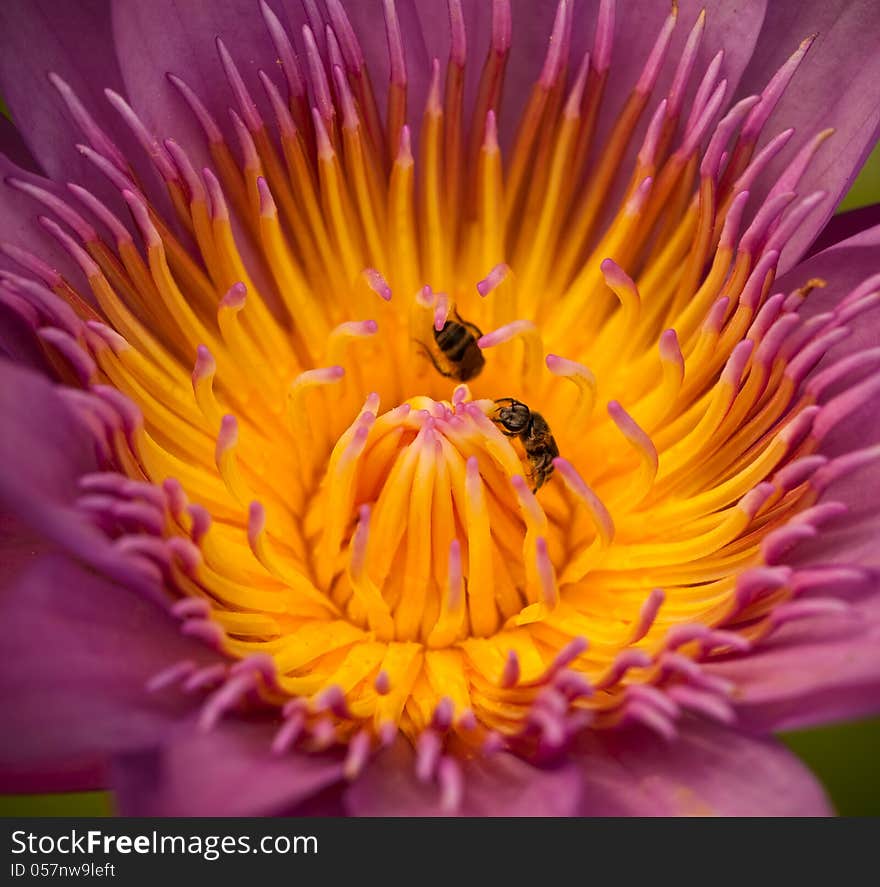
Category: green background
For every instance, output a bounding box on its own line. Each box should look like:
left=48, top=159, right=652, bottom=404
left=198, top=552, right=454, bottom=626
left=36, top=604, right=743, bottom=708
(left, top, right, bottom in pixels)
left=1, top=107, right=879, bottom=820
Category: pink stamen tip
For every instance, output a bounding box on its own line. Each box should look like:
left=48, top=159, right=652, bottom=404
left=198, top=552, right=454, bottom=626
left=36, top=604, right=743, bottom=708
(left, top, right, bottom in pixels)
left=161, top=477, right=187, bottom=518
left=701, top=95, right=761, bottom=180
left=535, top=537, right=558, bottom=607
left=199, top=673, right=256, bottom=732
left=363, top=268, right=392, bottom=301
left=104, top=88, right=177, bottom=181
left=448, top=0, right=467, bottom=67
left=183, top=663, right=227, bottom=694
left=739, top=251, right=780, bottom=311
left=600, top=257, right=634, bottom=290
left=256, top=176, right=276, bottom=217
left=74, top=143, right=135, bottom=194
left=608, top=401, right=658, bottom=469
left=259, top=71, right=297, bottom=139
left=477, top=318, right=532, bottom=349
left=681, top=78, right=728, bottom=158
left=229, top=109, right=259, bottom=170
left=540, top=0, right=570, bottom=89
left=415, top=730, right=442, bottom=783
left=659, top=328, right=683, bottom=367
left=163, top=139, right=205, bottom=203
left=742, top=36, right=814, bottom=144
left=37, top=216, right=100, bottom=277
left=301, top=26, right=334, bottom=123
left=48, top=72, right=128, bottom=172
left=166, top=73, right=224, bottom=143
left=635, top=4, right=677, bottom=95
left=7, top=177, right=97, bottom=242
left=221, top=282, right=247, bottom=310
left=491, top=0, right=512, bottom=53
left=593, top=0, right=615, bottom=72
left=0, top=242, right=61, bottom=287
left=331, top=66, right=359, bottom=131
left=500, top=650, right=520, bottom=689
left=477, top=263, right=510, bottom=297
left=38, top=328, right=96, bottom=385
left=452, top=385, right=470, bottom=406
left=67, top=182, right=132, bottom=244
left=374, top=670, right=391, bottom=695
left=433, top=292, right=450, bottom=331
left=383, top=0, right=407, bottom=85
left=272, top=711, right=305, bottom=756
left=146, top=660, right=196, bottom=694
left=762, top=524, right=817, bottom=564
left=564, top=53, right=590, bottom=118
left=259, top=0, right=307, bottom=98
left=720, top=340, right=755, bottom=388
left=432, top=697, right=455, bottom=732
left=325, top=0, right=364, bottom=72
left=397, top=124, right=413, bottom=163
left=741, top=192, right=797, bottom=255
left=638, top=99, right=668, bottom=167
left=688, top=50, right=724, bottom=131
left=631, top=588, right=665, bottom=643
left=247, top=500, right=266, bottom=545
left=216, top=37, right=262, bottom=132
left=738, top=481, right=776, bottom=520
left=766, top=190, right=827, bottom=255
left=734, top=129, right=795, bottom=193
left=438, top=757, right=464, bottom=813
left=181, top=618, right=225, bottom=650
left=667, top=8, right=706, bottom=115
left=326, top=26, right=346, bottom=77
left=201, top=168, right=230, bottom=221
left=773, top=455, right=827, bottom=493
left=627, top=176, right=653, bottom=212
left=344, top=730, right=372, bottom=780
left=595, top=649, right=652, bottom=691
left=217, top=413, right=239, bottom=455
left=483, top=109, right=499, bottom=152
left=426, top=58, right=442, bottom=115
left=719, top=190, right=750, bottom=250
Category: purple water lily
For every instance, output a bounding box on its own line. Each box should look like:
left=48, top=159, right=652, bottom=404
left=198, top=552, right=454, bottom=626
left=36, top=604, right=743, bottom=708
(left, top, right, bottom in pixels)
left=1, top=0, right=879, bottom=816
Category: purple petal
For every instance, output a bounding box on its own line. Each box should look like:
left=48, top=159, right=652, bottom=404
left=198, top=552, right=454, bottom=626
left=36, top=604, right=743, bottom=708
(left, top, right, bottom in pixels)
left=111, top=0, right=289, bottom=171
left=0, top=512, right=54, bottom=588
left=572, top=718, right=832, bottom=815
left=0, top=360, right=96, bottom=506
left=733, top=0, right=880, bottom=270
left=809, top=204, right=880, bottom=257
left=0, top=114, right=40, bottom=173
left=345, top=737, right=581, bottom=816
left=0, top=553, right=217, bottom=792
left=112, top=718, right=345, bottom=816
left=0, top=0, right=161, bottom=211
left=702, top=224, right=880, bottom=731
left=0, top=153, right=89, bottom=290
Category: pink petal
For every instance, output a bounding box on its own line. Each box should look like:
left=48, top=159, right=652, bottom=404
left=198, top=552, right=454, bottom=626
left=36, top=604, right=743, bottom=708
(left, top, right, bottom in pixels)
left=345, top=737, right=582, bottom=816
left=733, top=0, right=880, bottom=270
left=0, top=554, right=218, bottom=792
left=112, top=717, right=345, bottom=816
left=572, top=718, right=832, bottom=815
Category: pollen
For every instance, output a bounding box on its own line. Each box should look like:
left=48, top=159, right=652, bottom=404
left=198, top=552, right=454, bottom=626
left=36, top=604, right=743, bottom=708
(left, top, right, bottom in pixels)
left=6, top=0, right=878, bottom=772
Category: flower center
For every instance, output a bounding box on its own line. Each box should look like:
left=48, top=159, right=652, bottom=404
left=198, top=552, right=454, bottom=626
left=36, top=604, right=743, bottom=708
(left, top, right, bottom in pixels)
left=309, top=392, right=557, bottom=644
left=7, top=0, right=876, bottom=773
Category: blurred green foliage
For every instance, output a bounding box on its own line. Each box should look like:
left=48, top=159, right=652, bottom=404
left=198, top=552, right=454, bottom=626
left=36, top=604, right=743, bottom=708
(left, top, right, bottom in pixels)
left=1, top=80, right=879, bottom=819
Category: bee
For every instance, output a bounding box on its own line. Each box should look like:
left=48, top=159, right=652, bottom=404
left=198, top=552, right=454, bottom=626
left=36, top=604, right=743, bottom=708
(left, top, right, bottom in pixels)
left=492, top=397, right=559, bottom=492
left=418, top=309, right=486, bottom=382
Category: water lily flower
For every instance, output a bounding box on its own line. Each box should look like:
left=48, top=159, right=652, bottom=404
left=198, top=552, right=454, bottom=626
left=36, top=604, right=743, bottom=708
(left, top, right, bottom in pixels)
left=1, top=0, right=880, bottom=817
